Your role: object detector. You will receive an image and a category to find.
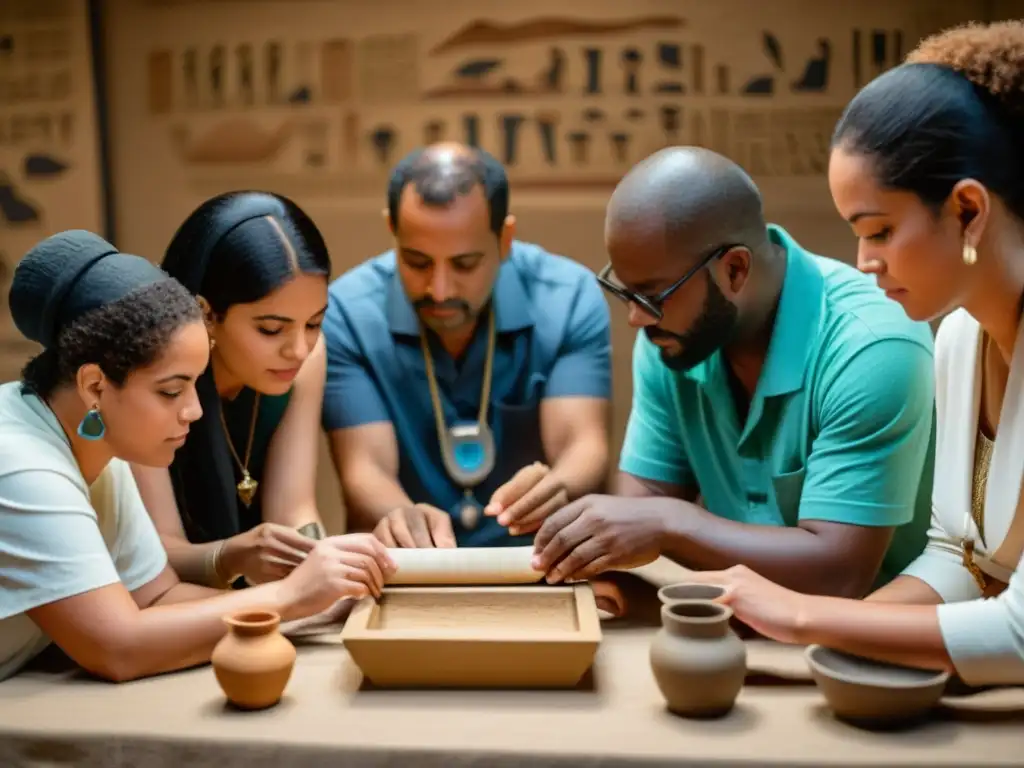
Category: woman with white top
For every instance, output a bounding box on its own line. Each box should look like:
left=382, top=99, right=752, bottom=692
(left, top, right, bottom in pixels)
left=0, top=230, right=394, bottom=683
left=684, top=21, right=1024, bottom=685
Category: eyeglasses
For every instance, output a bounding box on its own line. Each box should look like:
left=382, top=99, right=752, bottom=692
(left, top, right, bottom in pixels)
left=596, top=243, right=742, bottom=321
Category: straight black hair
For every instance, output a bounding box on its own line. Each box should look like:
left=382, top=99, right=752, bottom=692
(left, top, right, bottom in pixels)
left=832, top=62, right=1024, bottom=221
left=161, top=191, right=331, bottom=545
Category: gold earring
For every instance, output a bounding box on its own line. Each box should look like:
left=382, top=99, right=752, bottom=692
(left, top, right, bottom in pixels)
left=963, top=243, right=977, bottom=266
left=209, top=337, right=217, bottom=350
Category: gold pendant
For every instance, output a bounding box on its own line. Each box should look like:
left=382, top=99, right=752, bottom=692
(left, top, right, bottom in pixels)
left=460, top=502, right=479, bottom=530
left=961, top=538, right=987, bottom=591
left=237, top=473, right=258, bottom=507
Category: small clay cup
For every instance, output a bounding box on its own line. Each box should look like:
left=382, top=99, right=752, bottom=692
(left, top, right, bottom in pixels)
left=649, top=599, right=747, bottom=718
left=211, top=609, right=296, bottom=710
left=805, top=645, right=949, bottom=727
left=657, top=582, right=727, bottom=605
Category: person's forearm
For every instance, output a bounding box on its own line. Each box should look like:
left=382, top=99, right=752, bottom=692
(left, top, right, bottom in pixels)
left=796, top=594, right=952, bottom=672
left=657, top=499, right=873, bottom=597
left=867, top=574, right=945, bottom=605
left=341, top=468, right=414, bottom=532
left=263, top=501, right=323, bottom=531
left=111, top=580, right=297, bottom=681
left=163, top=537, right=226, bottom=588
left=550, top=435, right=609, bottom=499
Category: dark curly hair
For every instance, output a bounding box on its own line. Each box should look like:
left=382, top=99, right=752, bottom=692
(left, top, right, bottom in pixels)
left=22, top=280, right=202, bottom=398
left=832, top=20, right=1024, bottom=220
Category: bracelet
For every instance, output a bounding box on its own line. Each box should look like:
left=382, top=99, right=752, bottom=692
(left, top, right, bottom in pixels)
left=208, top=539, right=238, bottom=588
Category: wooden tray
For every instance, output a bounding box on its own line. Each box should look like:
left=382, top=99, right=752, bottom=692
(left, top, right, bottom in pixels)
left=341, top=584, right=602, bottom=689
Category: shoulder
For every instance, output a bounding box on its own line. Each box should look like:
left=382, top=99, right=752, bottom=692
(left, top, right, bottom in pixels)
left=327, top=251, right=394, bottom=309
left=934, top=308, right=976, bottom=361
left=508, top=242, right=608, bottom=338
left=508, top=241, right=600, bottom=296
left=324, top=252, right=394, bottom=337
left=0, top=384, right=85, bottom=488
left=811, top=255, right=934, bottom=377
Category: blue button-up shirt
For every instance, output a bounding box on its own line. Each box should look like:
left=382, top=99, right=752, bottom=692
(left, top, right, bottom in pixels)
left=322, top=240, right=612, bottom=546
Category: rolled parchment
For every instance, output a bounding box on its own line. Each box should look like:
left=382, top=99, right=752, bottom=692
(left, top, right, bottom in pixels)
left=385, top=546, right=544, bottom=585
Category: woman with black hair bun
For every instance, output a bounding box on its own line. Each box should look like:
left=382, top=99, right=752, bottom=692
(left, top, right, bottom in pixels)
left=0, top=230, right=393, bottom=683
left=132, top=190, right=340, bottom=589
left=677, top=21, right=1024, bottom=686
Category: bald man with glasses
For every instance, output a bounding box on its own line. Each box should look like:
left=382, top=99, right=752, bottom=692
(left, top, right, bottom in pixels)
left=532, top=147, right=937, bottom=600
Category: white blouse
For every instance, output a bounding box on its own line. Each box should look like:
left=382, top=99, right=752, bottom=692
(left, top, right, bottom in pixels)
left=902, top=309, right=1024, bottom=685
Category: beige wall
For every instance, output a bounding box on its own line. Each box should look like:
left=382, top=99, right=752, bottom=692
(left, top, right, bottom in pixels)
left=0, top=0, right=105, bottom=376
left=6, top=0, right=1023, bottom=532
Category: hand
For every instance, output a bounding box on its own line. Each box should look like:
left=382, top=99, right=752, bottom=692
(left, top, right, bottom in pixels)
left=484, top=461, right=568, bottom=535
left=683, top=566, right=810, bottom=644
left=223, top=522, right=318, bottom=585
left=372, top=503, right=457, bottom=548
left=281, top=533, right=396, bottom=617
left=531, top=494, right=668, bottom=583
left=280, top=596, right=357, bottom=637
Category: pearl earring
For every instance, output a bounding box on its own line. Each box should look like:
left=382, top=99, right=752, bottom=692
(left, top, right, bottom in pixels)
left=962, top=243, right=977, bottom=266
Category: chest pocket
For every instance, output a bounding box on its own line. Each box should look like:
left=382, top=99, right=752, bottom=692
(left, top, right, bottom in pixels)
left=770, top=467, right=806, bottom=528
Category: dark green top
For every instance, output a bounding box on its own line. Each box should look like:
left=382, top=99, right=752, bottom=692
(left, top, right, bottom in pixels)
left=219, top=387, right=292, bottom=533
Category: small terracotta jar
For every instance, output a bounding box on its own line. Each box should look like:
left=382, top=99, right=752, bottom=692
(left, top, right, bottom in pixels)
left=649, top=600, right=747, bottom=717
left=211, top=610, right=296, bottom=710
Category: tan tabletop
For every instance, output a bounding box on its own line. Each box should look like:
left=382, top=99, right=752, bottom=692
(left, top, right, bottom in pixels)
left=0, top=561, right=1021, bottom=768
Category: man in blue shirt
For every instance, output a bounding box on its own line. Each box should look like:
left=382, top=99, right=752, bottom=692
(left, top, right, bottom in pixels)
left=532, top=147, right=935, bottom=596
left=322, top=143, right=612, bottom=548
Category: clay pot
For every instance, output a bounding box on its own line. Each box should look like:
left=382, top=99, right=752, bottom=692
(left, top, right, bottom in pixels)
left=211, top=609, right=296, bottom=710
left=649, top=600, right=747, bottom=718
left=657, top=582, right=727, bottom=604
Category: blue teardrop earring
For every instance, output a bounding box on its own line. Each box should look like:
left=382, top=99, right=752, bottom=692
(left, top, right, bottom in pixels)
left=77, top=407, right=106, bottom=440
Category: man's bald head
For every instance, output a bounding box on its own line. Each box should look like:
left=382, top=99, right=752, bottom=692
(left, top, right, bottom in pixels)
left=388, top=142, right=509, bottom=237
left=601, top=148, right=781, bottom=372
left=606, top=146, right=769, bottom=265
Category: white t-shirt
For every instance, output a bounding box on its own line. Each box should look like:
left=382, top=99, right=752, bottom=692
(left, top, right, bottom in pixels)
left=0, top=382, right=167, bottom=681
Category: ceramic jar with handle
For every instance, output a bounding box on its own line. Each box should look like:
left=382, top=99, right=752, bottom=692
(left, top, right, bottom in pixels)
left=211, top=609, right=296, bottom=710
left=649, top=599, right=747, bottom=717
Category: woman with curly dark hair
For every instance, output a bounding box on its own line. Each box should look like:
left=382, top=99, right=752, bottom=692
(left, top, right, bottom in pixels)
left=131, top=191, right=334, bottom=590
left=681, top=21, right=1024, bottom=686
left=0, top=230, right=393, bottom=683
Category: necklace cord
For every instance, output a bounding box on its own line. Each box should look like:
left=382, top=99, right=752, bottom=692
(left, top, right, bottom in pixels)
left=420, top=309, right=496, bottom=492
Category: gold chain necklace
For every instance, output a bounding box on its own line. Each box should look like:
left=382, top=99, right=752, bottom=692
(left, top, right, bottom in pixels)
left=219, top=393, right=261, bottom=507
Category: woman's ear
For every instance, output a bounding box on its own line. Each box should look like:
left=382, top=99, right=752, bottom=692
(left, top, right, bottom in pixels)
left=950, top=179, right=990, bottom=245
left=196, top=295, right=216, bottom=334
left=75, top=363, right=105, bottom=408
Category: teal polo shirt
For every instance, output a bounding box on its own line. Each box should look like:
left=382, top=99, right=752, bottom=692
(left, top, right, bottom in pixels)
left=620, top=225, right=935, bottom=587
left=322, top=241, right=612, bottom=547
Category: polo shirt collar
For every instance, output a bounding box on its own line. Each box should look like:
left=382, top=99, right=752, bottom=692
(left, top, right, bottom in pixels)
left=753, top=224, right=824, bottom=397
left=681, top=224, right=823, bottom=397
left=386, top=248, right=535, bottom=338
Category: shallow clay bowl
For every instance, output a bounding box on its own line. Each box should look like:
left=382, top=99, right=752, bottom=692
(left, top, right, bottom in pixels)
left=805, top=645, right=949, bottom=726
left=657, top=582, right=727, bottom=604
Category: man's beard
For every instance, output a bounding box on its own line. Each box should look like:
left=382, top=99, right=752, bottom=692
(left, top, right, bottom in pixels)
left=413, top=296, right=474, bottom=331
left=645, top=278, right=739, bottom=371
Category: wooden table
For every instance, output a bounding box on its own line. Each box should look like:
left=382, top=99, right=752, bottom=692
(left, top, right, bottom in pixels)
left=0, top=561, right=1021, bottom=767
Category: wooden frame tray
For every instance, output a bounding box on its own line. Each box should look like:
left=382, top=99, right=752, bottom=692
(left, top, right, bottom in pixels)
left=341, top=584, right=602, bottom=689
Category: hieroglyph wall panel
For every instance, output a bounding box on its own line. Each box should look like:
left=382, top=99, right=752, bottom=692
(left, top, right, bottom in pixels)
left=0, top=0, right=104, bottom=360
left=116, top=0, right=990, bottom=203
